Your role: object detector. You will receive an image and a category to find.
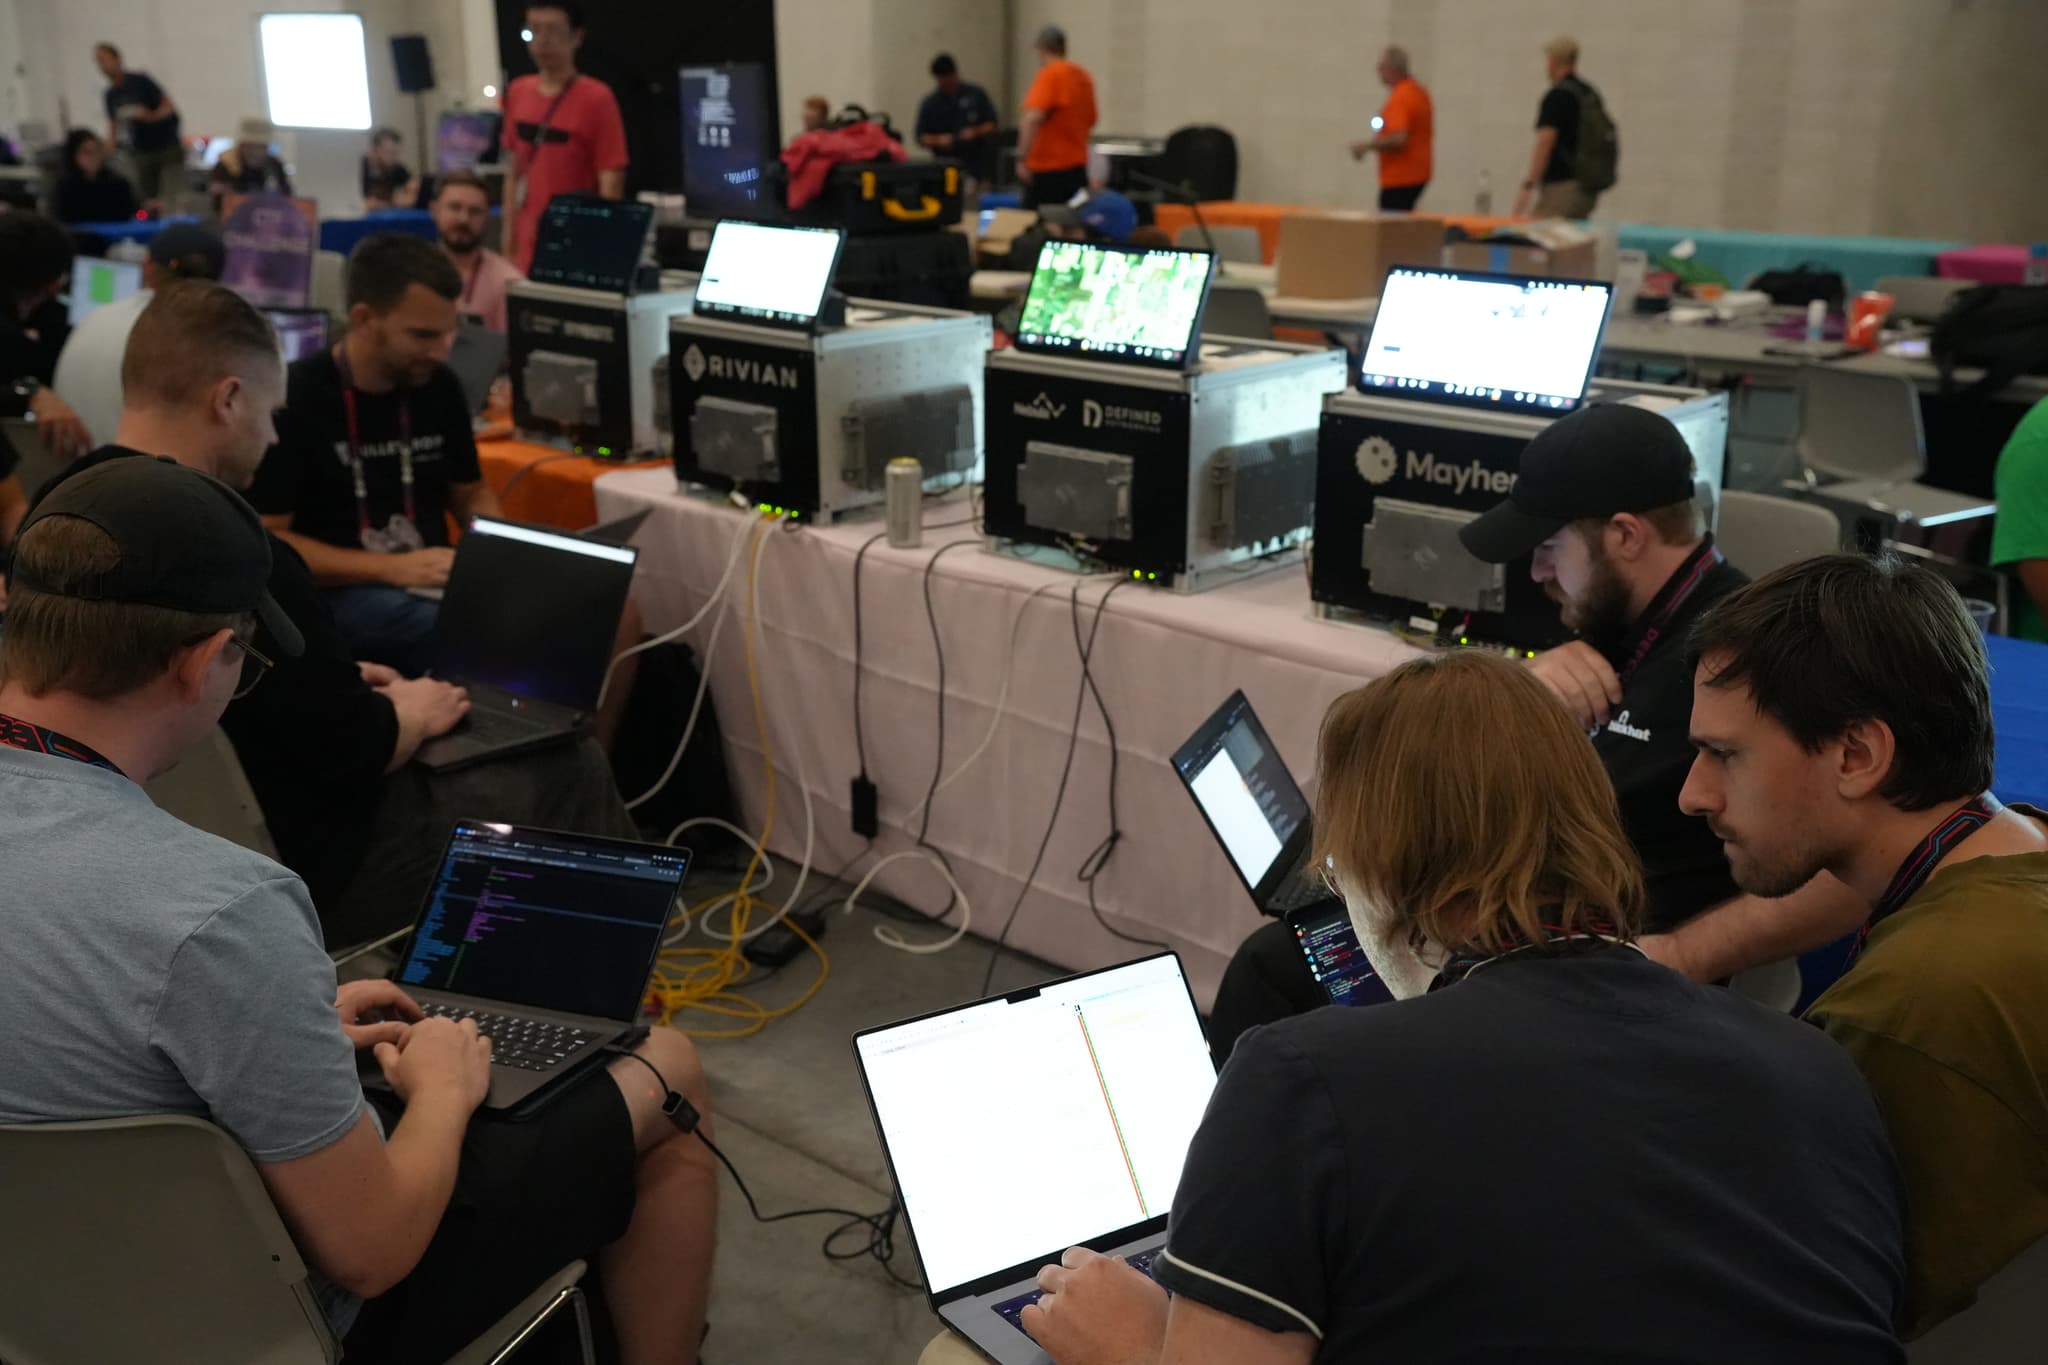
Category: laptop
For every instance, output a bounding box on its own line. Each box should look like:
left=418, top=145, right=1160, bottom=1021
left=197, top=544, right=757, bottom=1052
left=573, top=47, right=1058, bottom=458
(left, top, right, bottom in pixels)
left=383, top=821, right=687, bottom=1111
left=1013, top=240, right=1215, bottom=371
left=1169, top=691, right=1332, bottom=917
left=853, top=954, right=1217, bottom=1365
left=526, top=193, right=655, bottom=295
left=582, top=507, right=650, bottom=546
left=263, top=307, right=329, bottom=364
left=67, top=257, right=143, bottom=326
left=1359, top=265, right=1614, bottom=417
left=692, top=220, right=846, bottom=332
left=1287, top=898, right=1390, bottom=1008
left=414, top=517, right=637, bottom=772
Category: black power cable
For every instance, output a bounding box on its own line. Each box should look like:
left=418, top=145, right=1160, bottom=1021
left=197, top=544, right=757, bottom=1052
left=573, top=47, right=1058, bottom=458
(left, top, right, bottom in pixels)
left=1066, top=581, right=1168, bottom=954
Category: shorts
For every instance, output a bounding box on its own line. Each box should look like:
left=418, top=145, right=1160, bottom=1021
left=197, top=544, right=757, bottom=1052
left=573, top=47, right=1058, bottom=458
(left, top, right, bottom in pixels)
left=346, top=1068, right=638, bottom=1364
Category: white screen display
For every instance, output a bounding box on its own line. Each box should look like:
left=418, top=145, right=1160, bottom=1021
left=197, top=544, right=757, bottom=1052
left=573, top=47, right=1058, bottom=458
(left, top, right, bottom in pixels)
left=259, top=14, right=372, bottom=132
left=694, top=222, right=841, bottom=325
left=1189, top=750, right=1283, bottom=885
left=67, top=259, right=142, bottom=326
left=857, top=956, right=1216, bottom=1294
left=1362, top=268, right=1612, bottom=412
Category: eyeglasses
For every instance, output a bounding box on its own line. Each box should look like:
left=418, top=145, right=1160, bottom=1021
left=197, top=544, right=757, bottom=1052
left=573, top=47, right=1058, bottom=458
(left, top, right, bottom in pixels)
left=223, top=633, right=275, bottom=699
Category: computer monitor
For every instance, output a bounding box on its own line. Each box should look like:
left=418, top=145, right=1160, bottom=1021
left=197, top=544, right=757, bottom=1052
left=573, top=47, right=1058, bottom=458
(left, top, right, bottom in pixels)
left=263, top=307, right=329, bottom=363
left=67, top=258, right=143, bottom=327
left=680, top=63, right=774, bottom=220
left=1360, top=266, right=1615, bottom=418
left=692, top=221, right=845, bottom=330
left=526, top=195, right=654, bottom=295
left=1014, top=240, right=1214, bottom=371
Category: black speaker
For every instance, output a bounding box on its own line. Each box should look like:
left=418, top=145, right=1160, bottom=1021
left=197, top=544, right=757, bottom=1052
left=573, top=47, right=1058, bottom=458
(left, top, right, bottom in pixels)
left=391, top=35, right=436, bottom=94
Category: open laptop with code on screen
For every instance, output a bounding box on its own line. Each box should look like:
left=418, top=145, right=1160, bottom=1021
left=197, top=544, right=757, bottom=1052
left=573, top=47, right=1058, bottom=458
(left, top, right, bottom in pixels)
left=853, top=954, right=1217, bottom=1365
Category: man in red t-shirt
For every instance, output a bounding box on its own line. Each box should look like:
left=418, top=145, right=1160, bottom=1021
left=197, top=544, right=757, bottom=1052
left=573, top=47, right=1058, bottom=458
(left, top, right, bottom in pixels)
left=501, top=1, right=630, bottom=273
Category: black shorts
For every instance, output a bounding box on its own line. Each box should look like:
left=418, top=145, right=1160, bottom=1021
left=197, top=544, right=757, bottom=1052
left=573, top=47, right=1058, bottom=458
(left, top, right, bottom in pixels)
left=346, top=1069, right=638, bottom=1364
left=1025, top=165, right=1090, bottom=209
left=1379, top=182, right=1427, bottom=211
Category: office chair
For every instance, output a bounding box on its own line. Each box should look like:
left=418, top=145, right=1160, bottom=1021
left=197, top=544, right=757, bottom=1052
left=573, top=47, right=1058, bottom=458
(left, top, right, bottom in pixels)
left=1713, top=488, right=1843, bottom=576
left=1791, top=364, right=1996, bottom=544
left=0, top=1115, right=595, bottom=1365
left=1200, top=285, right=1274, bottom=341
left=1175, top=223, right=1262, bottom=264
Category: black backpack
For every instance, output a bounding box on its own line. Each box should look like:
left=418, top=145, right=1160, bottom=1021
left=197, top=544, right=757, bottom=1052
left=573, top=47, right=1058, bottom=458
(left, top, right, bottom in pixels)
left=1931, top=284, right=2048, bottom=400
left=1570, top=80, right=1619, bottom=194
left=1749, top=262, right=1848, bottom=312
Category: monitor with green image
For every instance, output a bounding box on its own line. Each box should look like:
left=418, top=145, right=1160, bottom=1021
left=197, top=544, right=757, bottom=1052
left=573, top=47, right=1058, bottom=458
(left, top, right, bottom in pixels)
left=1015, top=241, right=1215, bottom=370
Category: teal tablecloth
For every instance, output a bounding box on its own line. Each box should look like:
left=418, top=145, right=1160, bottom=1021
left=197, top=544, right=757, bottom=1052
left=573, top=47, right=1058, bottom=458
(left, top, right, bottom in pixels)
left=1616, top=225, right=1967, bottom=295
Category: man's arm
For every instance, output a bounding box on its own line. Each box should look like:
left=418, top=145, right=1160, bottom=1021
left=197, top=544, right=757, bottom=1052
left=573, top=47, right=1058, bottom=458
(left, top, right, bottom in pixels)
left=1017, top=108, right=1047, bottom=178
left=448, top=478, right=503, bottom=525
left=1165, top=1297, right=1318, bottom=1365
left=1638, top=873, right=1870, bottom=983
left=2013, top=561, right=2048, bottom=628
left=259, top=515, right=452, bottom=589
left=0, top=472, right=26, bottom=546
left=1512, top=127, right=1558, bottom=215
left=137, top=92, right=177, bottom=122
left=597, top=167, right=626, bottom=199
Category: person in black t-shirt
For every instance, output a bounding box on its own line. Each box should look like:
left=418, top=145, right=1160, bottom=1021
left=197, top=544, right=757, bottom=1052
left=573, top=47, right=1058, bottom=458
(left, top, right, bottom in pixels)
left=251, top=233, right=501, bottom=676
left=1513, top=35, right=1602, bottom=219
left=360, top=127, right=417, bottom=208
left=915, top=53, right=1000, bottom=186
left=0, top=213, right=93, bottom=563
left=1022, top=651, right=1906, bottom=1365
left=55, top=128, right=140, bottom=224
left=94, top=43, right=184, bottom=204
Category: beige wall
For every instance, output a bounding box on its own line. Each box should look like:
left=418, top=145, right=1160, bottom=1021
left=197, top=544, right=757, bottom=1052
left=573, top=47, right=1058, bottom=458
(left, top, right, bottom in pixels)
left=777, top=0, right=1006, bottom=147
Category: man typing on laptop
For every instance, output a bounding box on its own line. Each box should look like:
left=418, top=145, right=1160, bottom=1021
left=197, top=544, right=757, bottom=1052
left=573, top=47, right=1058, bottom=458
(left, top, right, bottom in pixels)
left=0, top=457, right=719, bottom=1365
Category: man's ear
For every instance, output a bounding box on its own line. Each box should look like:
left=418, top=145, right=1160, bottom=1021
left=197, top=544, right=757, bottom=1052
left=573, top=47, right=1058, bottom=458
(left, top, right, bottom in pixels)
left=169, top=627, right=234, bottom=703
left=1605, top=512, right=1652, bottom=563
left=208, top=375, right=242, bottom=427
left=1833, top=717, right=1898, bottom=802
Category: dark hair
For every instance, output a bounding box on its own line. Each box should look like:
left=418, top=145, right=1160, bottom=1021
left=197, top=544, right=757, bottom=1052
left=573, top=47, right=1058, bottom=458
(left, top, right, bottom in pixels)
left=1688, top=553, right=1994, bottom=811
left=433, top=169, right=490, bottom=202
left=94, top=42, right=120, bottom=61
left=526, top=1, right=585, bottom=29
left=1036, top=25, right=1068, bottom=55
left=62, top=128, right=104, bottom=177
left=370, top=126, right=402, bottom=147
left=930, top=53, right=958, bottom=78
left=0, top=212, right=76, bottom=307
left=346, top=232, right=462, bottom=312
left=122, top=280, right=281, bottom=410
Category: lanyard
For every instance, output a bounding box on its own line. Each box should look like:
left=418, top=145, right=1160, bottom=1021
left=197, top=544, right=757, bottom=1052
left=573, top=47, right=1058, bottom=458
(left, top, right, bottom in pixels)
left=1612, top=539, right=1727, bottom=691
left=521, top=75, right=579, bottom=177
left=333, top=344, right=415, bottom=538
left=1854, top=793, right=2004, bottom=957
left=0, top=713, right=125, bottom=777
left=460, top=254, right=484, bottom=310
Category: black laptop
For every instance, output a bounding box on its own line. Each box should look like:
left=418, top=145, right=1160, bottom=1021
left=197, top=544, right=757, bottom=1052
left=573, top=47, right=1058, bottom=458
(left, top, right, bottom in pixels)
left=415, top=516, right=637, bottom=772
left=383, top=821, right=687, bottom=1111
left=1169, top=691, right=1331, bottom=916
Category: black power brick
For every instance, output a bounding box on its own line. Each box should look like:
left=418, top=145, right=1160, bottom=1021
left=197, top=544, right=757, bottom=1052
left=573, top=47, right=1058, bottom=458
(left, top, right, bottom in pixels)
left=743, top=906, right=828, bottom=968
left=850, top=776, right=879, bottom=839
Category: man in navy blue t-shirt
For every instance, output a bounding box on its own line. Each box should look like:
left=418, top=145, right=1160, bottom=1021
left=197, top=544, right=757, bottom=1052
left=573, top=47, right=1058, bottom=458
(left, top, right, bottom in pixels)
left=914, top=53, right=1000, bottom=187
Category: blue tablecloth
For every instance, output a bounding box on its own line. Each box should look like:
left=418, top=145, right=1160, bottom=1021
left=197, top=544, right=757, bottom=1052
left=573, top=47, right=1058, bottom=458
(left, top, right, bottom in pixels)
left=1617, top=224, right=1968, bottom=295
left=318, top=208, right=437, bottom=255
left=67, top=216, right=185, bottom=245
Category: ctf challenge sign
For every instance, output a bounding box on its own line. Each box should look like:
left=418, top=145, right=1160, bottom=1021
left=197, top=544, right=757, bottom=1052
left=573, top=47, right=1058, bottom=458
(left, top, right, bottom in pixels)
left=220, top=193, right=316, bottom=309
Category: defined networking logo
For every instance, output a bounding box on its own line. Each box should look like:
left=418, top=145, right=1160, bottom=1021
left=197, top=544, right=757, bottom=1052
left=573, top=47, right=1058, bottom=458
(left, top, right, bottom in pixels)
left=1083, top=399, right=1164, bottom=434
left=682, top=344, right=707, bottom=382
left=1013, top=392, right=1066, bottom=421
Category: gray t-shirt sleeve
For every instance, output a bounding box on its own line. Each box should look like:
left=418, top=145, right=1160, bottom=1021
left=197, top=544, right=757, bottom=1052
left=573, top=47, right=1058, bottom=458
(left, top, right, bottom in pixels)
left=150, top=876, right=368, bottom=1163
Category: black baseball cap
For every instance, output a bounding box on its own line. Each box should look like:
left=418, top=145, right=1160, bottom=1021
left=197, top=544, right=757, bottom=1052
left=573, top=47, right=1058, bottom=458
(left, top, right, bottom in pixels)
left=1459, top=404, right=1698, bottom=563
left=149, top=222, right=227, bottom=281
left=12, top=457, right=304, bottom=658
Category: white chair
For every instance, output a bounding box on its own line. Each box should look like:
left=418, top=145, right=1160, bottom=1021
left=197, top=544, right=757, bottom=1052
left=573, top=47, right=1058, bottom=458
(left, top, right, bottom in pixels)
left=312, top=248, right=348, bottom=317
left=1713, top=488, right=1843, bottom=576
left=1175, top=223, right=1263, bottom=264
left=1791, top=365, right=1995, bottom=541
left=144, top=725, right=281, bottom=861
left=0, top=1115, right=594, bottom=1365
left=1200, top=285, right=1274, bottom=341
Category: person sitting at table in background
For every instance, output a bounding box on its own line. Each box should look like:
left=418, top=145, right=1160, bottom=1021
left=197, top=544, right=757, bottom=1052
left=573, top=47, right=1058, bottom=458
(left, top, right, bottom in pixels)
left=1022, top=651, right=1905, bottom=1365
left=1, top=212, right=93, bottom=484
left=34, top=280, right=643, bottom=952
left=1017, top=26, right=1097, bottom=209
left=1348, top=46, right=1433, bottom=211
left=360, top=127, right=418, bottom=209
left=209, top=115, right=295, bottom=202
left=54, top=221, right=225, bottom=447
left=1991, top=394, right=2048, bottom=641
left=94, top=42, right=184, bottom=206
left=431, top=170, right=522, bottom=334
left=501, top=1, right=629, bottom=273
left=54, top=128, right=140, bottom=225
left=0, top=457, right=719, bottom=1365
left=1680, top=554, right=2048, bottom=1339
left=916, top=54, right=999, bottom=190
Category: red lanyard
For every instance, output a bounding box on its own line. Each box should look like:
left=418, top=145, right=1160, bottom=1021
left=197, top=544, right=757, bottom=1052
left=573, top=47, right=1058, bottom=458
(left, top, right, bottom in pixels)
left=1853, top=793, right=2004, bottom=959
left=1613, top=540, right=1727, bottom=691
left=0, top=713, right=124, bottom=776
left=334, top=344, right=415, bottom=536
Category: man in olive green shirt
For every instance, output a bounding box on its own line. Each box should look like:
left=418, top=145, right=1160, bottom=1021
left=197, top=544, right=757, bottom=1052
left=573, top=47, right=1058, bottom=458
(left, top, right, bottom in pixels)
left=1992, top=394, right=2048, bottom=642
left=1679, top=553, right=2048, bottom=1339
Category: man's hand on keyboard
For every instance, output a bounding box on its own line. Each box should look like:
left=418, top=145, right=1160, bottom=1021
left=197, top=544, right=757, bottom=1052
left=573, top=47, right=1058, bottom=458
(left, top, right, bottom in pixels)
left=372, top=1015, right=493, bottom=1113
left=1021, top=1245, right=1169, bottom=1365
left=380, top=676, right=471, bottom=740
left=334, top=979, right=426, bottom=1051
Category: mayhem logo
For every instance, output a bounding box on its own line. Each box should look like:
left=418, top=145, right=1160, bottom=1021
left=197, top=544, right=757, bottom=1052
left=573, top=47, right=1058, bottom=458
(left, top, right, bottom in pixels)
left=1013, top=391, right=1066, bottom=421
left=1355, top=435, right=1514, bottom=497
left=685, top=343, right=799, bottom=388
left=1083, top=399, right=1163, bottom=434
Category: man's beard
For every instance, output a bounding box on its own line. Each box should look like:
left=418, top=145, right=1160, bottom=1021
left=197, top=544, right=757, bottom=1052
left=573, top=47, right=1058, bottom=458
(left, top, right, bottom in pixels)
left=1546, top=545, right=1633, bottom=639
left=442, top=227, right=483, bottom=254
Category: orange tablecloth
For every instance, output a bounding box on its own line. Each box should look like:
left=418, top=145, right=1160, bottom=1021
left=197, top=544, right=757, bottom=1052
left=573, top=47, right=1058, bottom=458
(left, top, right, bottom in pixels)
left=1153, top=202, right=1526, bottom=264
left=478, top=436, right=666, bottom=530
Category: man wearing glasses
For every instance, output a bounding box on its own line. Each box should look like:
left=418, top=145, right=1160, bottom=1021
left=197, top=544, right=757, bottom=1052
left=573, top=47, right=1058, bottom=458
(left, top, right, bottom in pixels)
left=27, top=281, right=636, bottom=948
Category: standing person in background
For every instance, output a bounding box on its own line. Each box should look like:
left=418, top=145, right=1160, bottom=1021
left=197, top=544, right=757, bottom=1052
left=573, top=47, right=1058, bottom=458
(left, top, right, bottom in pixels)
left=1017, top=26, right=1097, bottom=209
left=431, top=171, right=522, bottom=334
left=209, top=116, right=295, bottom=202
left=916, top=54, right=999, bottom=190
left=501, top=1, right=629, bottom=273
left=1512, top=36, right=1617, bottom=219
left=1991, top=395, right=2048, bottom=641
left=799, top=96, right=831, bottom=134
left=94, top=43, right=183, bottom=206
left=1349, top=46, right=1433, bottom=211
left=54, top=129, right=139, bottom=224
left=360, top=128, right=418, bottom=209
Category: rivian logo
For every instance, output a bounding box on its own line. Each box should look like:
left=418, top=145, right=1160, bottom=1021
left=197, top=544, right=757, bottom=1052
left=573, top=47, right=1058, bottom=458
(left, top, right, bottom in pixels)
left=682, top=344, right=706, bottom=382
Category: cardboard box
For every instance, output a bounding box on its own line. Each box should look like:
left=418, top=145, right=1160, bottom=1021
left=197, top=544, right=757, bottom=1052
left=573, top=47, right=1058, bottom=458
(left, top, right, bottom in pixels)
left=977, top=207, right=1040, bottom=262
left=1443, top=239, right=1599, bottom=279
left=1275, top=212, right=1445, bottom=300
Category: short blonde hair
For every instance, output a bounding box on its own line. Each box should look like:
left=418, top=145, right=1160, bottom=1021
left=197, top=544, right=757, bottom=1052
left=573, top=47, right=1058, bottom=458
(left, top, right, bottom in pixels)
left=1312, top=652, right=1644, bottom=957
left=1545, top=35, right=1580, bottom=65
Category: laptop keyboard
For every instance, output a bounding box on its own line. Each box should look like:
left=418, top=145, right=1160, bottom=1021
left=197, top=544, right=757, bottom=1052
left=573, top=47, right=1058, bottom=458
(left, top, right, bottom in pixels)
left=1267, top=867, right=1334, bottom=914
left=419, top=1001, right=594, bottom=1071
left=993, top=1248, right=1161, bottom=1335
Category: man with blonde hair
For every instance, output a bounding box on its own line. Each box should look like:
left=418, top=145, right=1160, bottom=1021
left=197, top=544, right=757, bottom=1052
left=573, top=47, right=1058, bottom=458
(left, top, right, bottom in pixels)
left=1512, top=35, right=1618, bottom=218
left=1022, top=653, right=1904, bottom=1363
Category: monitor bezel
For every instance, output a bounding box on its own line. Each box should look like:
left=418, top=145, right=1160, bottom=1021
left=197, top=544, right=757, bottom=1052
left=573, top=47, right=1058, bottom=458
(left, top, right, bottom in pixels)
left=524, top=194, right=656, bottom=295
left=690, top=221, right=847, bottom=333
left=1012, top=239, right=1217, bottom=372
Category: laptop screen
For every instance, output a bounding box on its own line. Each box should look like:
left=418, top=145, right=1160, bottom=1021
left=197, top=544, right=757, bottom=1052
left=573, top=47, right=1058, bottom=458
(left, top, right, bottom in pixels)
left=527, top=195, right=654, bottom=294
left=1169, top=692, right=1311, bottom=896
left=1015, top=241, right=1214, bottom=370
left=68, top=258, right=143, bottom=326
left=855, top=954, right=1216, bottom=1296
left=1291, top=901, right=1387, bottom=1007
left=396, top=822, right=687, bottom=1020
left=693, top=221, right=844, bottom=329
left=1360, top=267, right=1614, bottom=417
left=264, top=308, right=329, bottom=363
left=432, top=518, right=637, bottom=710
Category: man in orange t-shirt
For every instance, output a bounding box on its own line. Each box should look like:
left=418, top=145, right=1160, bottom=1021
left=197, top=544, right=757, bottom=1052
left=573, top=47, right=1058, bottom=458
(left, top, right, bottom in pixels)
left=1349, top=46, right=1434, bottom=211
left=1018, top=26, right=1098, bottom=209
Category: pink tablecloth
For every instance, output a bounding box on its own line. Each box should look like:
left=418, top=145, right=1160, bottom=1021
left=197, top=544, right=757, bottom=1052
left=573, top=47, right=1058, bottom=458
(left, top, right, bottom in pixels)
left=1936, top=245, right=2032, bottom=286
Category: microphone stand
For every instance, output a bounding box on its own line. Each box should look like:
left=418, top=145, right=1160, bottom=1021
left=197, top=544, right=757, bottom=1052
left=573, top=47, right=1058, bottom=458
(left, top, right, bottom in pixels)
left=1124, top=167, right=1215, bottom=257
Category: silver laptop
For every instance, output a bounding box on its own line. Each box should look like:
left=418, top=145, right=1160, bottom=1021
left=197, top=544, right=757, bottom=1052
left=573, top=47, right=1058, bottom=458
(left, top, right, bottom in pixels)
left=853, top=954, right=1217, bottom=1364
left=382, top=821, right=688, bottom=1111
